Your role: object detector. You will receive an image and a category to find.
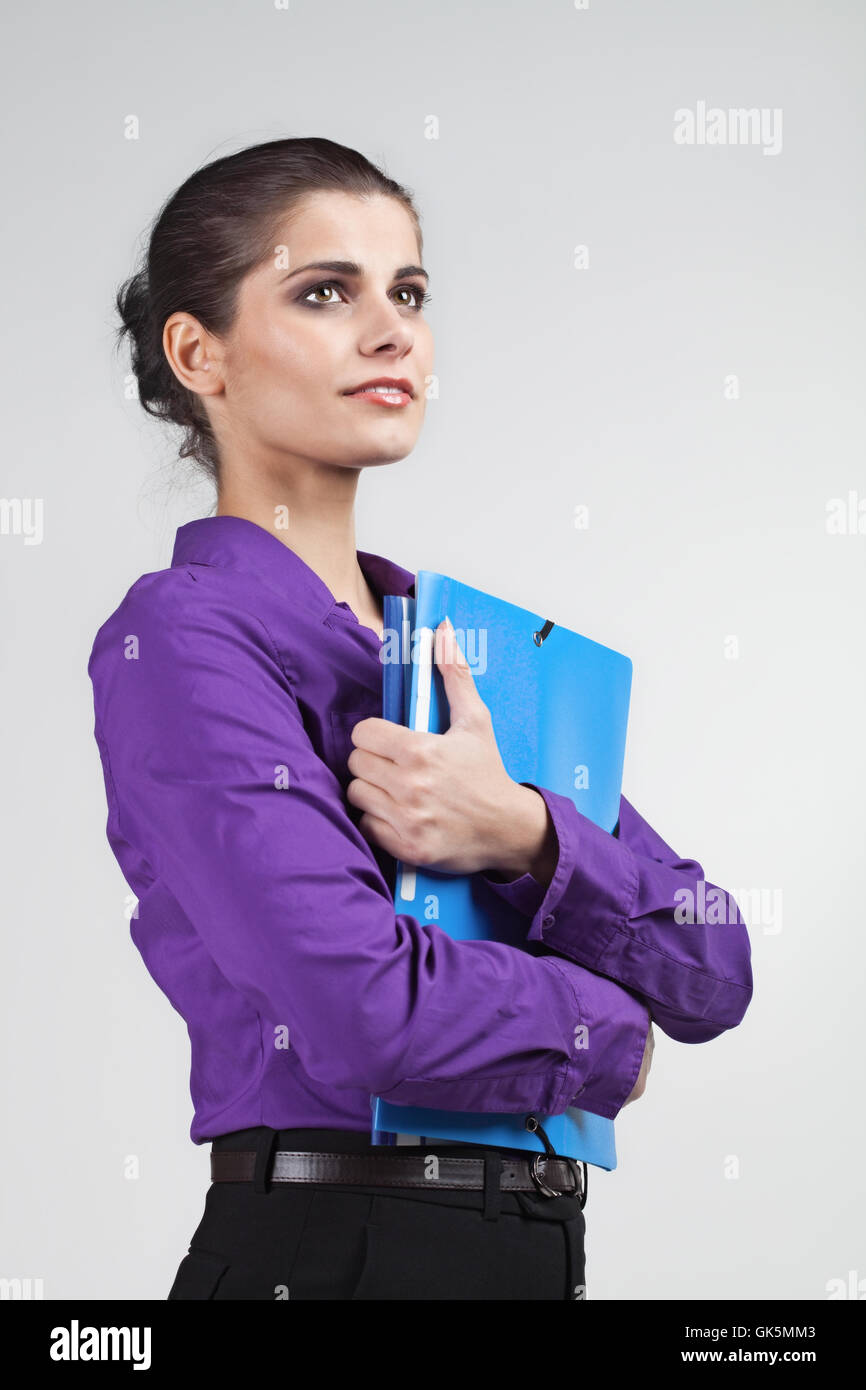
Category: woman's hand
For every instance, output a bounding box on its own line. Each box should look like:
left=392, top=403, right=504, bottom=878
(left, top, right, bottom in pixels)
left=345, top=617, right=554, bottom=877
left=623, top=1021, right=654, bottom=1106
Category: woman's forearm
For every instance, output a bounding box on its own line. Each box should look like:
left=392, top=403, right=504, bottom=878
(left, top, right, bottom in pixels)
left=478, top=786, right=753, bottom=1041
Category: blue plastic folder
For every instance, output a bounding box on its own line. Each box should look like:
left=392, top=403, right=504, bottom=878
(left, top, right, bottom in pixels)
left=370, top=572, right=632, bottom=1170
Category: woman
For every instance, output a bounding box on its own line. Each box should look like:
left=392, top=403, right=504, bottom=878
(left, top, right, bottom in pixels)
left=87, top=136, right=753, bottom=1300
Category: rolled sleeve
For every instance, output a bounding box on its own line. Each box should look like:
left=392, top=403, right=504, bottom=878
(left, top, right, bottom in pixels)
left=89, top=577, right=651, bottom=1121
left=481, top=783, right=753, bottom=1042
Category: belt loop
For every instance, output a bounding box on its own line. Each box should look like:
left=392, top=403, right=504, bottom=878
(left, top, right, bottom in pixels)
left=253, top=1127, right=278, bottom=1195
left=482, top=1150, right=503, bottom=1222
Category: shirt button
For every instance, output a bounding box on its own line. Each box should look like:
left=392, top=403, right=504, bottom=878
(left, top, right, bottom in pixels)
left=542, top=914, right=556, bottom=928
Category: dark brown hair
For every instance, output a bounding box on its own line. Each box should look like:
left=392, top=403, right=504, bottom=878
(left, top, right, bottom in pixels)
left=115, top=136, right=422, bottom=485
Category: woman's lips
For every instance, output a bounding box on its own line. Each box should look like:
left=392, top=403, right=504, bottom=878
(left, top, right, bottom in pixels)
left=344, top=386, right=412, bottom=406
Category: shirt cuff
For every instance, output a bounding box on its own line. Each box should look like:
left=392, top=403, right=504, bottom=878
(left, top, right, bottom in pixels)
left=480, top=781, right=639, bottom=958
left=545, top=957, right=651, bottom=1119
left=475, top=780, right=563, bottom=919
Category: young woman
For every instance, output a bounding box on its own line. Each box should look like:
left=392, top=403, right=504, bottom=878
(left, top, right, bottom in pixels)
left=87, top=136, right=753, bottom=1301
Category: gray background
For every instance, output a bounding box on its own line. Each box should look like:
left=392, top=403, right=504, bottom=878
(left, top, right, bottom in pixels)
left=2, top=0, right=863, bottom=1301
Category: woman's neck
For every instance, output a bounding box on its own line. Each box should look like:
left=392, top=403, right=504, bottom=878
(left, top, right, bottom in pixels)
left=214, top=488, right=380, bottom=625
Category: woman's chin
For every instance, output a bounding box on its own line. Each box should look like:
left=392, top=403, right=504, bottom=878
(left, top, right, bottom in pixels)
left=343, top=428, right=420, bottom=467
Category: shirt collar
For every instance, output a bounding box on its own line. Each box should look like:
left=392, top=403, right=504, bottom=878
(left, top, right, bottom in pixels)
left=171, top=514, right=415, bottom=621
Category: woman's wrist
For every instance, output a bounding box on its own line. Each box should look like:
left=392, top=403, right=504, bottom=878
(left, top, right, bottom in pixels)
left=485, top=783, right=558, bottom=887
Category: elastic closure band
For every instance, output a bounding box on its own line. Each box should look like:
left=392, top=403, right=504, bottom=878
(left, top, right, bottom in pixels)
left=524, top=1115, right=586, bottom=1205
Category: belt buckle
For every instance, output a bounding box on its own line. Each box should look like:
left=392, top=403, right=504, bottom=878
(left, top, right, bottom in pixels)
left=529, top=1152, right=582, bottom=1200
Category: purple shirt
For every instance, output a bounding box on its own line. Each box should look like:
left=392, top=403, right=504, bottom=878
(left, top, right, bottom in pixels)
left=87, top=515, right=753, bottom=1144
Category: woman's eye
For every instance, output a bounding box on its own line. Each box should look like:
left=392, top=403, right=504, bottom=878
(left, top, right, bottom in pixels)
left=393, top=285, right=431, bottom=310
left=300, top=281, right=431, bottom=311
left=302, top=282, right=348, bottom=306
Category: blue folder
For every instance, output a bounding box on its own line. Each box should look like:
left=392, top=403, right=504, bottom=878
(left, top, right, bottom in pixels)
left=370, top=571, right=632, bottom=1170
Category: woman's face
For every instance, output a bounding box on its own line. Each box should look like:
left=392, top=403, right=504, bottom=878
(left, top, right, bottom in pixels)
left=196, top=190, right=433, bottom=474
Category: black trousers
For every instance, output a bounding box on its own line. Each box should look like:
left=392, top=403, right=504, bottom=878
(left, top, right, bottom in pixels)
left=167, top=1126, right=587, bottom=1301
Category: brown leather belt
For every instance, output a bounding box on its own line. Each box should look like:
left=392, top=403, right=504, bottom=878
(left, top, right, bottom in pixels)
left=210, top=1148, right=585, bottom=1202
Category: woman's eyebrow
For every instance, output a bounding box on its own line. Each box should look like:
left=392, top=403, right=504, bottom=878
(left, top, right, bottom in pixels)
left=280, top=259, right=429, bottom=283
